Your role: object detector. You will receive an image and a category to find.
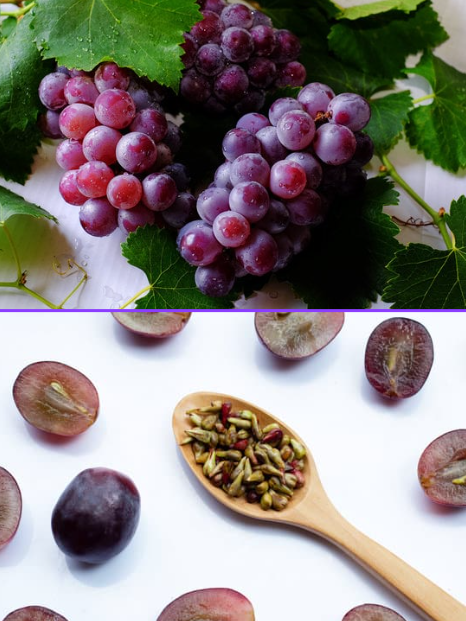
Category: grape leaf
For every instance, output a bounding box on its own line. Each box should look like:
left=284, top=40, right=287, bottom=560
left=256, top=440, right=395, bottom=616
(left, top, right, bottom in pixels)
left=0, top=16, right=17, bottom=41
left=337, top=0, right=424, bottom=20
left=0, top=185, right=58, bottom=224
left=366, top=91, right=413, bottom=156
left=32, top=0, right=201, bottom=90
left=0, top=12, right=52, bottom=183
left=277, top=177, right=402, bottom=308
left=328, top=2, right=448, bottom=80
left=121, top=225, right=236, bottom=309
left=383, top=197, right=466, bottom=308
left=405, top=52, right=466, bottom=173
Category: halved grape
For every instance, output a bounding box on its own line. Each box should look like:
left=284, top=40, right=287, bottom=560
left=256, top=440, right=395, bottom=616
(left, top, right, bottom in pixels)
left=418, top=429, right=466, bottom=507
left=342, top=603, right=406, bottom=621
left=3, top=606, right=68, bottom=621
left=12, top=361, right=99, bottom=436
left=156, top=588, right=255, bottom=621
left=112, top=312, right=192, bottom=338
left=364, top=317, right=434, bottom=399
left=0, top=467, right=22, bottom=548
left=255, top=311, right=345, bottom=359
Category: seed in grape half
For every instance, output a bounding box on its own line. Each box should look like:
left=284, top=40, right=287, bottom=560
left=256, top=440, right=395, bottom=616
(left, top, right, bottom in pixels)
left=342, top=603, right=406, bottom=621
left=364, top=317, right=434, bottom=399
left=156, top=588, right=255, bottom=621
left=51, top=467, right=141, bottom=563
left=418, top=429, right=466, bottom=507
left=12, top=361, right=99, bottom=436
left=3, top=606, right=68, bottom=621
left=254, top=312, right=345, bottom=360
left=0, top=467, right=22, bottom=549
left=112, top=311, right=192, bottom=338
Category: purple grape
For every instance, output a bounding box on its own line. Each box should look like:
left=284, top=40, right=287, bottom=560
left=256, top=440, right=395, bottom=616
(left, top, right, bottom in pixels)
left=313, top=123, right=357, bottom=165
left=222, top=127, right=261, bottom=161
left=353, top=131, right=374, bottom=166
left=342, top=604, right=406, bottom=621
left=82, top=125, right=121, bottom=165
left=195, top=256, right=236, bottom=297
left=118, top=203, right=156, bottom=234
left=250, top=25, right=276, bottom=56
left=180, top=69, right=212, bottom=105
left=38, top=110, right=63, bottom=139
left=268, top=97, right=304, bottom=126
left=229, top=180, right=270, bottom=222
left=195, top=43, right=226, bottom=76
left=199, top=0, right=227, bottom=14
left=4, top=605, right=68, bottom=621
left=256, top=198, right=289, bottom=234
left=162, top=162, right=191, bottom=192
left=235, top=228, right=278, bottom=276
left=94, top=89, right=136, bottom=129
left=256, top=125, right=288, bottom=164
left=76, top=161, right=115, bottom=198
left=153, top=142, right=173, bottom=170
left=221, top=27, right=254, bottom=63
left=230, top=152, right=270, bottom=186
left=247, top=57, right=277, bottom=88
left=38, top=72, right=69, bottom=110
left=214, top=161, right=233, bottom=189
left=285, top=151, right=322, bottom=189
left=269, top=159, right=307, bottom=199
left=212, top=210, right=251, bottom=247
left=220, top=3, right=253, bottom=29
left=79, top=198, right=118, bottom=237
left=234, top=88, right=265, bottom=115
left=271, top=29, right=301, bottom=63
left=142, top=172, right=178, bottom=211
left=55, top=139, right=87, bottom=171
left=214, top=65, right=249, bottom=104
left=191, top=10, right=224, bottom=45
left=275, top=60, right=306, bottom=88
left=59, top=170, right=87, bottom=206
left=297, top=82, right=335, bottom=118
left=116, top=132, right=158, bottom=173
left=286, top=222, right=311, bottom=254
left=127, top=77, right=165, bottom=111
left=276, top=109, right=315, bottom=150
left=164, top=121, right=183, bottom=155
left=252, top=10, right=273, bottom=27
left=177, top=220, right=223, bottom=266
left=337, top=164, right=367, bottom=197
left=129, top=108, right=168, bottom=143
left=59, top=103, right=97, bottom=140
left=161, top=192, right=196, bottom=229
left=328, top=92, right=371, bottom=131
left=106, top=173, right=143, bottom=210
left=94, top=62, right=131, bottom=92
left=272, top=231, right=294, bottom=271
left=236, top=112, right=270, bottom=134
left=181, top=33, right=198, bottom=69
left=196, top=186, right=231, bottom=223
left=285, top=188, right=324, bottom=226
left=64, top=76, right=99, bottom=105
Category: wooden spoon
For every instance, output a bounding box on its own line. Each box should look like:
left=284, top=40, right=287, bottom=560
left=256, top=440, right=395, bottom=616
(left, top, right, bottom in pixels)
left=173, top=392, right=466, bottom=621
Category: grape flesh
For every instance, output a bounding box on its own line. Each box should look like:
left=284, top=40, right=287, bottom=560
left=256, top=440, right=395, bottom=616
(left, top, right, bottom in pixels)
left=0, top=467, right=22, bottom=549
left=156, top=588, right=255, bottom=621
left=365, top=317, right=434, bottom=399
left=51, top=467, right=140, bottom=563
left=418, top=429, right=466, bottom=507
left=342, top=604, right=406, bottom=621
left=3, top=606, right=68, bottom=621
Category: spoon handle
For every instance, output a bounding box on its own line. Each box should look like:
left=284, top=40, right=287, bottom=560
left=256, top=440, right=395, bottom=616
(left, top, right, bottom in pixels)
left=293, top=497, right=465, bottom=621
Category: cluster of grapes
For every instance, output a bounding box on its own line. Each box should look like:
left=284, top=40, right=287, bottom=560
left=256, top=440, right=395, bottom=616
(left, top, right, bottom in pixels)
left=38, top=63, right=196, bottom=237
left=180, top=0, right=306, bottom=114
left=177, top=82, right=374, bottom=297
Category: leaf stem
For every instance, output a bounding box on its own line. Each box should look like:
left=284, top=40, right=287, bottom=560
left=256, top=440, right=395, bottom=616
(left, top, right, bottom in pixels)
left=412, top=93, right=435, bottom=105
left=119, top=284, right=152, bottom=309
left=380, top=154, right=453, bottom=250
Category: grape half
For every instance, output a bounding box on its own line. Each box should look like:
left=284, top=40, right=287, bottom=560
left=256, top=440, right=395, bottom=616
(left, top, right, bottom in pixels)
left=342, top=603, right=406, bottom=621
left=112, top=311, right=192, bottom=338
left=156, top=588, right=255, bottom=621
left=418, top=429, right=466, bottom=507
left=12, top=361, right=99, bottom=436
left=364, top=317, right=434, bottom=399
left=0, top=467, right=22, bottom=548
left=3, top=607, right=68, bottom=621
left=255, top=312, right=345, bottom=359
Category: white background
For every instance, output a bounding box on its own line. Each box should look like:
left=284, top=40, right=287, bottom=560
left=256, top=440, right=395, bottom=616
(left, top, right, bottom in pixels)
left=0, top=310, right=465, bottom=621
left=1, top=0, right=466, bottom=309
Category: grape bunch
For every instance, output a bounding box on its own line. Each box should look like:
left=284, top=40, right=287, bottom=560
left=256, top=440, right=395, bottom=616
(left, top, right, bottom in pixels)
left=177, top=82, right=373, bottom=297
left=180, top=0, right=306, bottom=114
left=38, top=63, right=196, bottom=237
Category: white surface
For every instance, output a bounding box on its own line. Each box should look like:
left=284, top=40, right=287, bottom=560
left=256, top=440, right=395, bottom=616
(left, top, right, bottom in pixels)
left=0, top=310, right=464, bottom=621
left=0, top=0, right=465, bottom=309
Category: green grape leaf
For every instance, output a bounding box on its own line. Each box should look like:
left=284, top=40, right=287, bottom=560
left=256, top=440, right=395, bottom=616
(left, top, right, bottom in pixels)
left=0, top=185, right=58, bottom=224
left=405, top=52, right=466, bottom=173
left=366, top=91, right=413, bottom=156
left=121, top=225, right=236, bottom=309
left=0, top=12, right=52, bottom=183
left=383, top=197, right=466, bottom=308
left=278, top=177, right=402, bottom=308
left=338, top=0, right=424, bottom=20
left=328, top=3, right=448, bottom=80
left=32, top=0, right=201, bottom=90
left=0, top=16, right=17, bottom=41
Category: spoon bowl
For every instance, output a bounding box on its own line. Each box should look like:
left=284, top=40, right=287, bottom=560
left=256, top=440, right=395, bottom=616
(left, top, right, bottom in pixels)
left=173, top=392, right=466, bottom=621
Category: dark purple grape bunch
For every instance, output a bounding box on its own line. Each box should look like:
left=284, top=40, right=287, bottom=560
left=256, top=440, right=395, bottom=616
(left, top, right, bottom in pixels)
left=177, top=82, right=373, bottom=298
left=38, top=63, right=196, bottom=237
left=180, top=0, right=306, bottom=114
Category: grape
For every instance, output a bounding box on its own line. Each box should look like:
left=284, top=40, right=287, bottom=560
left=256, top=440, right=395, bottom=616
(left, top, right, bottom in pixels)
left=297, top=81, right=335, bottom=118
left=3, top=606, right=68, bottom=621
left=181, top=33, right=198, bottom=69
left=221, top=27, right=254, bottom=63
left=337, top=164, right=367, bottom=197
left=353, top=131, right=375, bottom=166
left=0, top=467, right=22, bottom=549
left=142, top=172, right=178, bottom=211
left=268, top=96, right=303, bottom=126
left=255, top=125, right=288, bottom=164
left=285, top=188, right=324, bottom=226
left=38, top=72, right=69, bottom=110
left=364, top=317, right=434, bottom=399
left=313, top=123, right=357, bottom=166
left=230, top=152, right=270, bottom=186
left=116, top=131, right=158, bottom=173
left=127, top=77, right=165, bottom=110
left=222, top=128, right=261, bottom=161
left=64, top=76, right=99, bottom=105
left=220, top=3, right=253, bottom=28
left=286, top=222, right=311, bottom=254
left=118, top=203, right=156, bottom=234
left=255, top=311, right=345, bottom=360
left=12, top=361, right=99, bottom=436
left=107, top=173, right=143, bottom=209
left=55, top=139, right=87, bottom=171
left=177, top=220, right=223, bottom=266
left=195, top=43, right=226, bottom=76
left=94, top=62, right=131, bottom=92
left=199, top=0, right=226, bottom=13
left=59, top=103, right=97, bottom=140
left=153, top=142, right=173, bottom=170
left=196, top=186, right=231, bottom=223
left=38, top=110, right=63, bottom=139
left=59, top=170, right=87, bottom=206
left=236, top=112, right=270, bottom=134
left=342, top=604, right=406, bottom=621
left=161, top=192, right=197, bottom=229
left=213, top=161, right=233, bottom=189
left=235, top=228, right=278, bottom=275
left=247, top=56, right=277, bottom=88
left=252, top=10, right=273, bottom=27
left=191, top=10, right=224, bottom=45
left=212, top=210, right=251, bottom=247
left=76, top=161, right=115, bottom=198
left=94, top=88, right=136, bottom=129
left=272, top=231, right=294, bottom=271
left=271, top=29, right=301, bottom=63
left=112, top=311, right=192, bottom=337
left=214, top=64, right=249, bottom=104
left=195, top=255, right=236, bottom=296
left=328, top=92, right=371, bottom=131
left=82, top=125, right=121, bottom=165
left=79, top=197, right=118, bottom=236
left=276, top=109, right=315, bottom=150
left=156, top=588, right=255, bottom=621
left=250, top=25, right=276, bottom=56
left=130, top=108, right=168, bottom=142
left=164, top=121, right=183, bottom=154
left=418, top=429, right=466, bottom=507
left=229, top=180, right=270, bottom=222
left=275, top=60, right=306, bottom=88
left=180, top=69, right=212, bottom=104
left=234, top=88, right=265, bottom=115
left=163, top=162, right=191, bottom=191
left=269, top=159, right=307, bottom=199
left=286, top=151, right=322, bottom=189
left=51, top=467, right=140, bottom=563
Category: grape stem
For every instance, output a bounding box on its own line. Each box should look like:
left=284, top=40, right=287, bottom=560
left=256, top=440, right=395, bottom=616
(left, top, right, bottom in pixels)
left=119, top=284, right=152, bottom=309
left=0, top=221, right=88, bottom=308
left=380, top=154, right=454, bottom=250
